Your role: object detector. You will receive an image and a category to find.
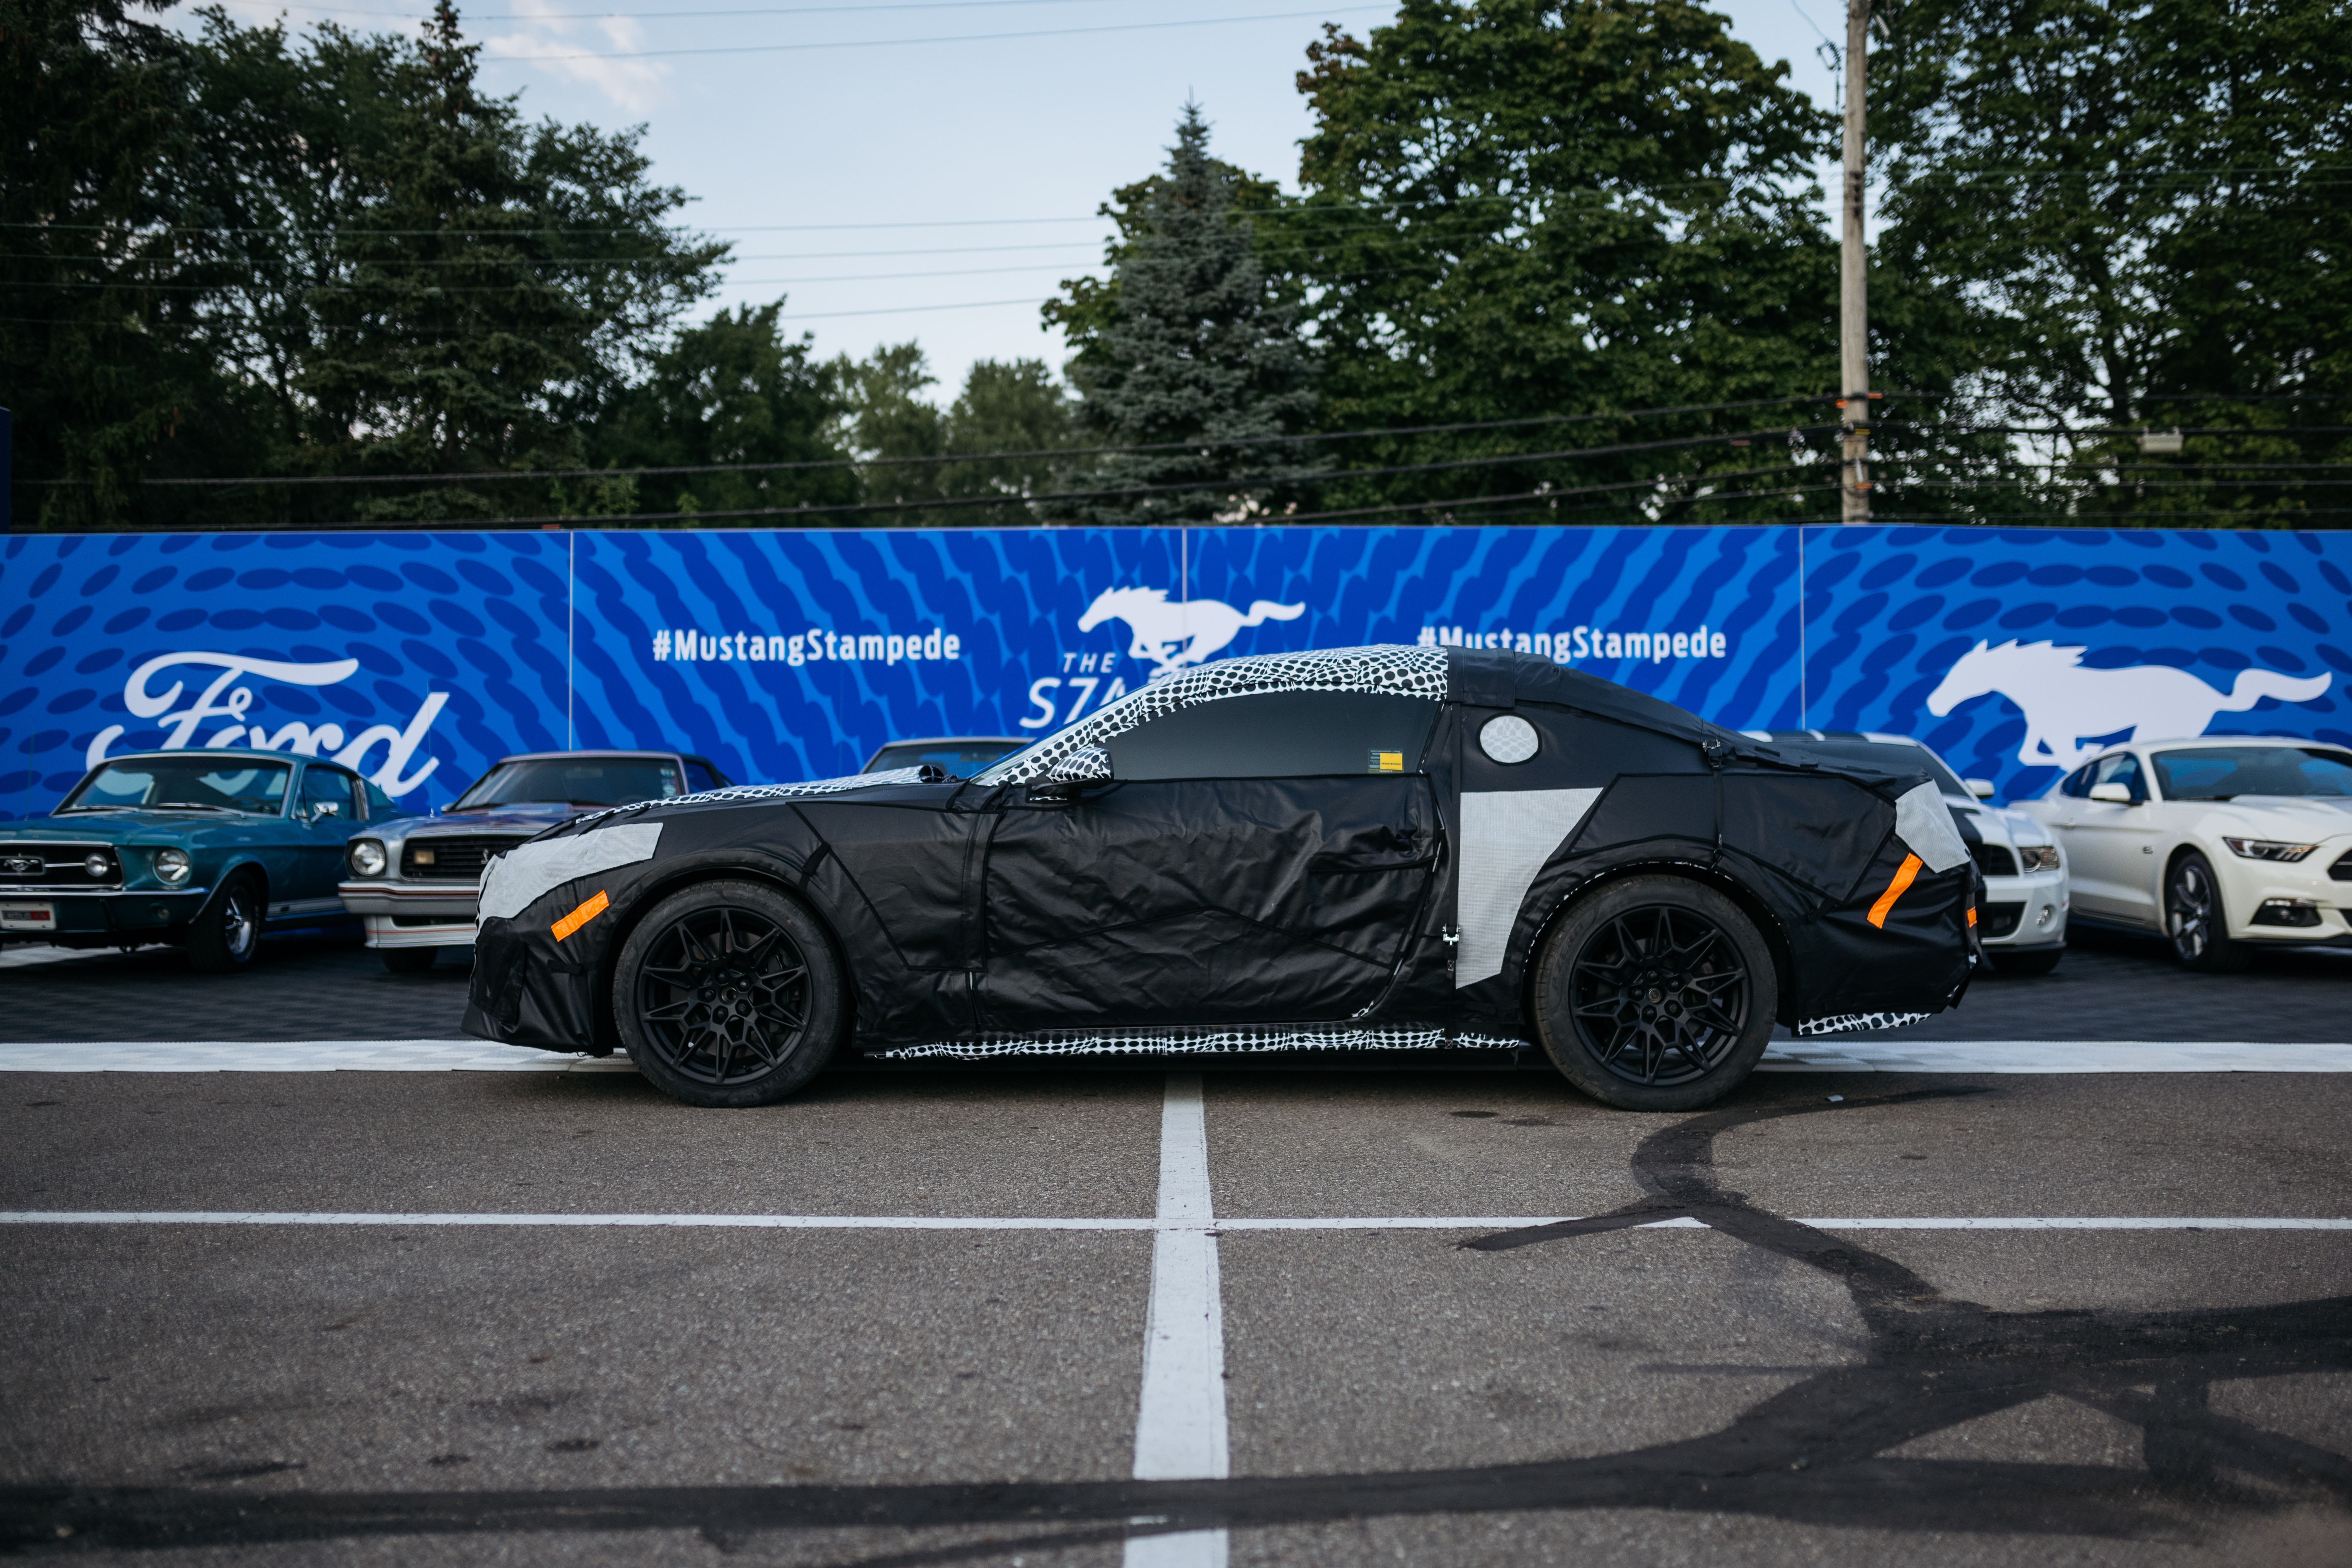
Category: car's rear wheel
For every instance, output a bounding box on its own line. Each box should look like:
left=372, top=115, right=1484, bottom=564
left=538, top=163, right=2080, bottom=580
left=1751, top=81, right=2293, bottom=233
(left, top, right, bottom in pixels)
left=1988, top=946, right=2064, bottom=977
left=1532, top=876, right=1777, bottom=1111
left=2166, top=850, right=2249, bottom=973
left=379, top=946, right=437, bottom=974
left=186, top=872, right=261, bottom=974
left=613, top=880, right=842, bottom=1107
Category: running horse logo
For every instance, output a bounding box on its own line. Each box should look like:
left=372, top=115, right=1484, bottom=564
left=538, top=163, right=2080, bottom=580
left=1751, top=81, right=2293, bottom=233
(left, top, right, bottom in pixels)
left=1925, top=639, right=2333, bottom=770
left=1077, top=586, right=1306, bottom=675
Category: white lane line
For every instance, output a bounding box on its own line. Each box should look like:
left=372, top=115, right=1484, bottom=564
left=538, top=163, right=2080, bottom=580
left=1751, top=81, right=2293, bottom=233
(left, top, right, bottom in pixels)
left=0, top=1041, right=629, bottom=1073
left=1761, top=1040, right=2352, bottom=1073
left=1127, top=1073, right=1229, bottom=1568
left=1, top=1213, right=2344, bottom=1231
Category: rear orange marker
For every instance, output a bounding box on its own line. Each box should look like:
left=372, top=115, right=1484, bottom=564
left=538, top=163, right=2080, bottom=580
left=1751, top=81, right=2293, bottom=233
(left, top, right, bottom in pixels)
left=552, top=889, right=609, bottom=942
left=1867, top=854, right=1924, bottom=929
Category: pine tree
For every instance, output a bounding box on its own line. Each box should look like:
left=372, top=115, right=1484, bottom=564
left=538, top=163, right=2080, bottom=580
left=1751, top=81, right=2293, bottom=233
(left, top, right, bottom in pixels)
left=1059, top=105, right=1321, bottom=525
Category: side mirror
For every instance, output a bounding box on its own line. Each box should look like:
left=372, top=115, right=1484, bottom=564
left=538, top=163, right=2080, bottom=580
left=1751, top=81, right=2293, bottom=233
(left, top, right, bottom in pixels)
left=2087, top=782, right=2135, bottom=804
left=1027, top=745, right=1112, bottom=802
left=1964, top=778, right=1996, bottom=799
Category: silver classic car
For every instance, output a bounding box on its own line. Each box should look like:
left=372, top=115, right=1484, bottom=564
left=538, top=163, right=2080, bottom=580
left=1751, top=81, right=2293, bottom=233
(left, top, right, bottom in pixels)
left=338, top=749, right=731, bottom=972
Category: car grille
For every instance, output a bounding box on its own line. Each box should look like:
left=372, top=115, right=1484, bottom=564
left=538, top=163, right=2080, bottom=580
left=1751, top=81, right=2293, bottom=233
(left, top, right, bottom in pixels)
left=1980, top=902, right=2025, bottom=939
left=1969, top=842, right=2019, bottom=879
left=0, top=843, right=123, bottom=889
left=2332, top=850, right=2352, bottom=883
left=401, top=836, right=528, bottom=881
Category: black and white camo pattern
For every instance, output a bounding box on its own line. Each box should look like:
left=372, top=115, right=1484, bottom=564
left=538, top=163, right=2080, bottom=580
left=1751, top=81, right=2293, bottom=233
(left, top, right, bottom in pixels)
left=1795, top=1011, right=1931, bottom=1037
left=565, top=768, right=929, bottom=833
left=975, top=645, right=1449, bottom=786
left=879, top=1025, right=1530, bottom=1061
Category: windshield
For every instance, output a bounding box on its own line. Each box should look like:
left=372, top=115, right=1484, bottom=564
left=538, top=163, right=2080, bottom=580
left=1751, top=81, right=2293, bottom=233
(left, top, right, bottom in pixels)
left=972, top=685, right=1160, bottom=785
left=1788, top=739, right=1972, bottom=798
left=864, top=739, right=1028, bottom=776
left=451, top=757, right=684, bottom=810
left=2153, top=745, right=2352, bottom=800
left=61, top=757, right=292, bottom=815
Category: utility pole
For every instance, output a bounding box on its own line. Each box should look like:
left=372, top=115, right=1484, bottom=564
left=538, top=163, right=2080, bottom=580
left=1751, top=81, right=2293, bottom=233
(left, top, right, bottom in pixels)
left=1840, top=0, right=1871, bottom=523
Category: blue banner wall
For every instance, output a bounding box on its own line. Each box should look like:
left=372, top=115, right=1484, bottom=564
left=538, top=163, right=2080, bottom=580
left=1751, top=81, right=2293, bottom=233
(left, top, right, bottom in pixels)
left=5, top=525, right=2348, bottom=821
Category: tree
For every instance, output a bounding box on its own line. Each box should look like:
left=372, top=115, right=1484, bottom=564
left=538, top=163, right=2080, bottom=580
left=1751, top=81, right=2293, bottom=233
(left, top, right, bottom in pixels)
left=830, top=344, right=1078, bottom=525
left=0, top=0, right=221, bottom=528
left=1050, top=105, right=1322, bottom=525
left=599, top=300, right=854, bottom=520
left=1281, top=0, right=1840, bottom=523
left=1872, top=0, right=2352, bottom=526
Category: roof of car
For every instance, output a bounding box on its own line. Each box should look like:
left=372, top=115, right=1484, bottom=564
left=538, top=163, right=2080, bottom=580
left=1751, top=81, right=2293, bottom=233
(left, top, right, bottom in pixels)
left=489, top=750, right=692, bottom=762
left=2112, top=735, right=2332, bottom=751
left=97, top=748, right=333, bottom=765
left=869, top=736, right=1030, bottom=748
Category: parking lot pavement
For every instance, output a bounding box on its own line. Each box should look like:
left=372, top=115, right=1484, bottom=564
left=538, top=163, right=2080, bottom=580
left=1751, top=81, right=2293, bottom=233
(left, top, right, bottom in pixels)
left=3, top=1053, right=2350, bottom=1565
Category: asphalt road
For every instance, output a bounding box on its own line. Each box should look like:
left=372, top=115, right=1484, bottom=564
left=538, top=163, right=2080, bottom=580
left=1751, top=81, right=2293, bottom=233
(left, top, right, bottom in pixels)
left=1, top=932, right=2349, bottom=1565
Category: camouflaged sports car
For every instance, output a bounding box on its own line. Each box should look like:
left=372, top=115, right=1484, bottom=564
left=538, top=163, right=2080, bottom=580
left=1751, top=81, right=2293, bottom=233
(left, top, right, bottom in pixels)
left=463, top=647, right=1977, bottom=1110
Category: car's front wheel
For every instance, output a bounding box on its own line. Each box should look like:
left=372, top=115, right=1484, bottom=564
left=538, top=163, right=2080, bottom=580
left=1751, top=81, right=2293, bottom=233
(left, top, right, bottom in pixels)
left=186, top=872, right=261, bottom=974
left=1531, top=876, right=1777, bottom=1111
left=613, top=880, right=843, bottom=1107
left=2166, top=850, right=2249, bottom=973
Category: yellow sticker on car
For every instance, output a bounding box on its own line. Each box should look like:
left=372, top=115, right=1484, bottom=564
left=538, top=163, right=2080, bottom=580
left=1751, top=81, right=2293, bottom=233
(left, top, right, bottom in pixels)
left=551, top=889, right=609, bottom=942
left=1367, top=749, right=1404, bottom=774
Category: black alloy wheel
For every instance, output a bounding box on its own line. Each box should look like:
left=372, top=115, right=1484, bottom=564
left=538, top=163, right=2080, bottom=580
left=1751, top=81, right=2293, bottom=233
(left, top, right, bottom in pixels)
left=2165, top=850, right=2249, bottom=973
left=1532, top=876, right=1777, bottom=1111
left=613, top=880, right=842, bottom=1107
left=186, top=872, right=261, bottom=974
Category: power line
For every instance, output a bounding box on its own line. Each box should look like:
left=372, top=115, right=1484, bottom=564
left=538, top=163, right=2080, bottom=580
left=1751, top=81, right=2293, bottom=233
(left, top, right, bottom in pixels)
left=128, top=404, right=1844, bottom=487
left=485, top=5, right=1383, bottom=59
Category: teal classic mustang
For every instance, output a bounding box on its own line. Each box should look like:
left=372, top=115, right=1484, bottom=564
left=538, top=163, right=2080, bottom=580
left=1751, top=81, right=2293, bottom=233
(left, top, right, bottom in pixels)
left=0, top=749, right=414, bottom=971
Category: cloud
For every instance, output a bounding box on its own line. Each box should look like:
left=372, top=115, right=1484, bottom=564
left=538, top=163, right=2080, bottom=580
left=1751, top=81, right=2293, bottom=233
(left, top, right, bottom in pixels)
left=482, top=0, right=671, bottom=114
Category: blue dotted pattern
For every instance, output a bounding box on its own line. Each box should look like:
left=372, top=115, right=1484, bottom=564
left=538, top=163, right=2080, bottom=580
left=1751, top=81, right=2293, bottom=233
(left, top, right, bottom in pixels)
left=5, top=525, right=2346, bottom=820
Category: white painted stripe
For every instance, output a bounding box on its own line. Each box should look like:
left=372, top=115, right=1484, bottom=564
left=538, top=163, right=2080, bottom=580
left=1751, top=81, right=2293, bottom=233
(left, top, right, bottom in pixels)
left=1, top=1211, right=2342, bottom=1232
left=1126, top=1074, right=1229, bottom=1568
left=0, top=1040, right=628, bottom=1073
left=1760, top=1040, right=2352, bottom=1073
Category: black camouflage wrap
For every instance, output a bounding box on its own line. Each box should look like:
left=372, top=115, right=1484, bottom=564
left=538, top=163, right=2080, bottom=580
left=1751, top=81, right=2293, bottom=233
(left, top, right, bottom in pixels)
left=462, top=648, right=1972, bottom=1059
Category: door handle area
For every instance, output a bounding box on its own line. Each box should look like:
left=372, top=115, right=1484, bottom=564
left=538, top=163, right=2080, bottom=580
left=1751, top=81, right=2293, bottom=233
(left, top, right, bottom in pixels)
left=1309, top=829, right=1432, bottom=874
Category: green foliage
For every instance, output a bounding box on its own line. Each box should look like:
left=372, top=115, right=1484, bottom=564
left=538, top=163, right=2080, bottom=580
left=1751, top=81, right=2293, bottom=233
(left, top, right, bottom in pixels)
left=827, top=343, right=1077, bottom=524
left=1051, top=105, right=1322, bottom=525
left=1281, top=0, right=1840, bottom=522
left=601, top=300, right=854, bottom=520
left=1872, top=0, right=2352, bottom=526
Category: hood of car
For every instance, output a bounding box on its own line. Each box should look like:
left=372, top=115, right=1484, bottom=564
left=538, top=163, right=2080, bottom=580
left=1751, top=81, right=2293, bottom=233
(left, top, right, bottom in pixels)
left=2196, top=795, right=2352, bottom=836
left=412, top=803, right=596, bottom=837
left=3, top=811, right=287, bottom=844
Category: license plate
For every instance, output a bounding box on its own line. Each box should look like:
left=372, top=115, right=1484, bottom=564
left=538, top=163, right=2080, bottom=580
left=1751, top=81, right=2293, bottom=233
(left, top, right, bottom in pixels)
left=0, top=901, right=57, bottom=932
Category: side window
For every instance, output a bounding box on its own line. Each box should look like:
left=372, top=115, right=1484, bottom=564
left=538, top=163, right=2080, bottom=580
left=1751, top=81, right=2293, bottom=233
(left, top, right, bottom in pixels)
left=2060, top=764, right=2094, bottom=799
left=684, top=758, right=725, bottom=794
left=363, top=779, right=400, bottom=819
left=300, top=767, right=358, bottom=823
left=2093, top=752, right=2146, bottom=802
left=1105, top=691, right=1441, bottom=782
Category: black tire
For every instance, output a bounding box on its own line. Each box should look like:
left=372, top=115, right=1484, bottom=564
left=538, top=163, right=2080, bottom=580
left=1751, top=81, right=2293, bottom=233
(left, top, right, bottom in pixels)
left=2165, top=850, right=2249, bottom=973
left=186, top=872, right=262, bottom=974
left=1987, top=945, right=2064, bottom=977
left=1531, top=876, right=1778, bottom=1112
left=612, top=879, right=843, bottom=1108
left=379, top=946, right=438, bottom=974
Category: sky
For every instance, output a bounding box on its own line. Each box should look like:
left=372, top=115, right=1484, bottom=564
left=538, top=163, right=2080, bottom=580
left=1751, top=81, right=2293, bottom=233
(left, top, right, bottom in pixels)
left=192, top=0, right=1856, bottom=400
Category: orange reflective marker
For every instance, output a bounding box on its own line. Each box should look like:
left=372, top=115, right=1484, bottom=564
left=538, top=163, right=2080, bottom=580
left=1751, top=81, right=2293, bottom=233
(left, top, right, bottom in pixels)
left=552, top=889, right=609, bottom=942
left=1967, top=906, right=1978, bottom=927
left=1867, top=854, right=1924, bottom=929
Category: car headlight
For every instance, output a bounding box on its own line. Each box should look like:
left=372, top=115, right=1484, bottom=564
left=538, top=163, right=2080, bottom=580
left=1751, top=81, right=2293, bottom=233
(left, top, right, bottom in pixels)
left=2016, top=844, right=2062, bottom=872
left=2223, top=837, right=2318, bottom=863
left=153, top=847, right=191, bottom=885
left=348, top=839, right=389, bottom=878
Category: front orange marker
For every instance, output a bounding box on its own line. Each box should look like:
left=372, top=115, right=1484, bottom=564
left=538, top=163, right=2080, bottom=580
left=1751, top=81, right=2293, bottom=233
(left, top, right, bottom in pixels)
left=552, top=889, right=609, bottom=942
left=1867, top=854, right=1924, bottom=929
